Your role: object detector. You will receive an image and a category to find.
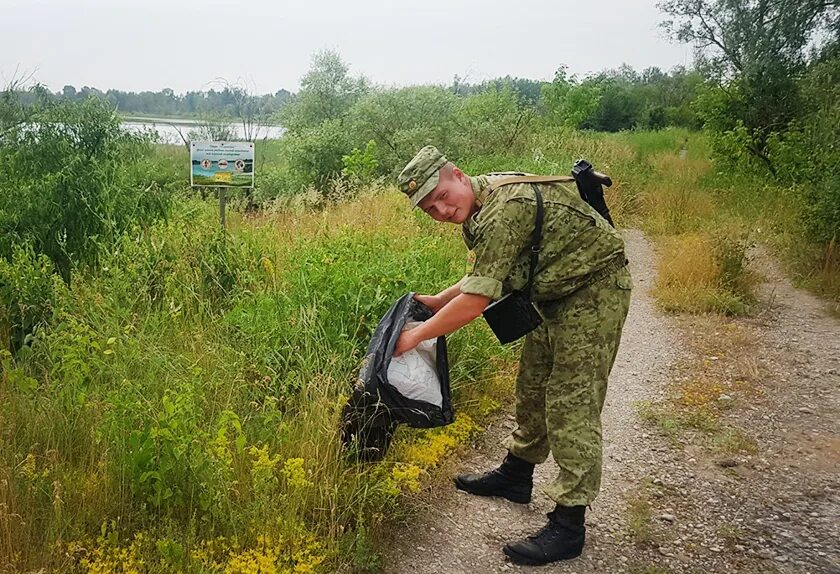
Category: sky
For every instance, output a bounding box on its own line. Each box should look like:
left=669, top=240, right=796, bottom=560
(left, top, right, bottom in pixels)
left=1, top=0, right=693, bottom=95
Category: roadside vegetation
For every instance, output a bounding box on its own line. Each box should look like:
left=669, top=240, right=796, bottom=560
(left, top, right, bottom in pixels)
left=1, top=2, right=837, bottom=571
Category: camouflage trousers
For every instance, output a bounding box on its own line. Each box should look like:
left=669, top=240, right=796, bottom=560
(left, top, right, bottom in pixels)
left=503, top=266, right=632, bottom=506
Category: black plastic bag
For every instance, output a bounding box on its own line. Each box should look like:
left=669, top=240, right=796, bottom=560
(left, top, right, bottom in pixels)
left=341, top=293, right=454, bottom=461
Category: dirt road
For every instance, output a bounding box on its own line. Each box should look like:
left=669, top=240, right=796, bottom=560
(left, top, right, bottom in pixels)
left=383, top=230, right=839, bottom=574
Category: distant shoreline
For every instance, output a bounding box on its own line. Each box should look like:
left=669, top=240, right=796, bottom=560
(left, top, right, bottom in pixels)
left=120, top=114, right=281, bottom=127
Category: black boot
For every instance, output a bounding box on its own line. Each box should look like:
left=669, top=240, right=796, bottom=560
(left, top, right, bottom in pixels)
left=503, top=504, right=586, bottom=565
left=453, top=453, right=534, bottom=504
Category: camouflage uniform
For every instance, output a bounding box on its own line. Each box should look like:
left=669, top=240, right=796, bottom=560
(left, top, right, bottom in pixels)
left=460, top=173, right=631, bottom=506
left=399, top=147, right=632, bottom=507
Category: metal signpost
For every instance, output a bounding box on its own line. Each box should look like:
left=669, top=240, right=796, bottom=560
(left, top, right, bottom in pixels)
left=190, top=141, right=255, bottom=230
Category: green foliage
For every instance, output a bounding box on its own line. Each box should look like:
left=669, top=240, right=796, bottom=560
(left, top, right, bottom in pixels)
left=347, top=85, right=461, bottom=173
left=282, top=119, right=354, bottom=190
left=32, top=84, right=292, bottom=120
left=581, top=67, right=647, bottom=131
left=541, top=67, right=604, bottom=128
left=661, top=0, right=838, bottom=172
left=342, top=140, right=379, bottom=184
left=452, top=75, right=545, bottom=106
left=264, top=57, right=708, bottom=199
left=279, top=50, right=369, bottom=135
left=0, top=244, right=60, bottom=351
left=0, top=186, right=512, bottom=569
left=641, top=66, right=704, bottom=129
left=712, top=228, right=755, bottom=305
left=457, top=84, right=532, bottom=155
left=187, top=116, right=237, bottom=141
left=340, top=522, right=381, bottom=572
left=0, top=91, right=172, bottom=283
left=540, top=65, right=701, bottom=132
left=767, top=53, right=840, bottom=243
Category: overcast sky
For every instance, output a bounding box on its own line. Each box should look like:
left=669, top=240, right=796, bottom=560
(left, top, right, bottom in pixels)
left=2, top=0, right=693, bottom=94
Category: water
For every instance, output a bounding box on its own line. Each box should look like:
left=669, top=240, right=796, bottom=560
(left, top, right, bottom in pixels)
left=122, top=117, right=284, bottom=144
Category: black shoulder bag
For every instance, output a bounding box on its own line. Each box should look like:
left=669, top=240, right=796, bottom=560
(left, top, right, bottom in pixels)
left=482, top=184, right=544, bottom=344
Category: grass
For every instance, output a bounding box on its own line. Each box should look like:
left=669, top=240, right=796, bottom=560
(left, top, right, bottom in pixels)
left=1, top=124, right=835, bottom=572
left=711, top=427, right=758, bottom=456
left=0, top=190, right=516, bottom=572
left=652, top=232, right=756, bottom=316
left=625, top=493, right=656, bottom=546
left=716, top=523, right=745, bottom=548
left=623, top=477, right=672, bottom=548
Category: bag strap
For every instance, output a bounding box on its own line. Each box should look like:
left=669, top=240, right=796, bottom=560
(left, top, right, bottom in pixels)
left=478, top=175, right=574, bottom=207
left=526, top=184, right=544, bottom=296
left=489, top=174, right=575, bottom=192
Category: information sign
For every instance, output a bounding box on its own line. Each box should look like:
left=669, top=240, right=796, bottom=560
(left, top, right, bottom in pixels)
left=190, top=141, right=254, bottom=188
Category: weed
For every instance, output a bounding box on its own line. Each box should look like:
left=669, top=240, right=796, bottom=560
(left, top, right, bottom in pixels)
left=653, top=232, right=755, bottom=315
left=636, top=401, right=683, bottom=443
left=625, top=491, right=655, bottom=545
left=710, top=427, right=758, bottom=456
left=716, top=523, right=745, bottom=548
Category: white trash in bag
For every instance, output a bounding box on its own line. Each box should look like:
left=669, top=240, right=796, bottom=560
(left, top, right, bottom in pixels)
left=386, top=321, right=443, bottom=408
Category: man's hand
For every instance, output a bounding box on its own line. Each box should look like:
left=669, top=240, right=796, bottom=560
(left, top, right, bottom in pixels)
left=414, top=294, right=444, bottom=313
left=394, top=292, right=489, bottom=357
left=393, top=329, right=420, bottom=357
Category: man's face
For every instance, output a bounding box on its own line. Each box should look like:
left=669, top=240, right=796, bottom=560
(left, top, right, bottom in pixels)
left=417, top=167, right=475, bottom=224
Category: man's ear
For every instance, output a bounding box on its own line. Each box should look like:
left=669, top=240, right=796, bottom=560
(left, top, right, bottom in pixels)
left=452, top=167, right=464, bottom=181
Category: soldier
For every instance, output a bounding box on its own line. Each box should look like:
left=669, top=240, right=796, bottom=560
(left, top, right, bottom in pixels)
left=393, top=145, right=632, bottom=565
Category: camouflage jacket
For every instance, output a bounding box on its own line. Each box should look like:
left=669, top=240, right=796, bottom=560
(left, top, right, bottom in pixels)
left=460, top=173, right=626, bottom=302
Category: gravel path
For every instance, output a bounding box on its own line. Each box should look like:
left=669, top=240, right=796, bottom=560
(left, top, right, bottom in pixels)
left=382, top=230, right=840, bottom=574
left=383, top=229, right=684, bottom=573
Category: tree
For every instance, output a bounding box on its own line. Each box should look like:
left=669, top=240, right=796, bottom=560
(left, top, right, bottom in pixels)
left=279, top=50, right=368, bottom=134
left=347, top=86, right=460, bottom=172
left=660, top=0, right=840, bottom=172
left=540, top=66, right=602, bottom=128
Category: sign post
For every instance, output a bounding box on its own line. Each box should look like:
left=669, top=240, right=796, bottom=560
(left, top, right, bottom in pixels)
left=190, top=141, right=255, bottom=230
left=219, top=188, right=226, bottom=229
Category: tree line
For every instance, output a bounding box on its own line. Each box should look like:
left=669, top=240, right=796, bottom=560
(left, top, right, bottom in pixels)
left=13, top=84, right=293, bottom=120
left=28, top=65, right=703, bottom=133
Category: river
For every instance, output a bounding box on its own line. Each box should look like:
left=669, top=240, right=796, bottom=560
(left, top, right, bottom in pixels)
left=122, top=117, right=284, bottom=144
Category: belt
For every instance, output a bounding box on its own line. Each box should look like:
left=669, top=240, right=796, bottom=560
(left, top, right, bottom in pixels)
left=535, top=253, right=629, bottom=316
left=579, top=253, right=628, bottom=289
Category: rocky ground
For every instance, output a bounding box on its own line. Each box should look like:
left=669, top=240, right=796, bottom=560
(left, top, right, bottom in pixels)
left=382, top=230, right=840, bottom=574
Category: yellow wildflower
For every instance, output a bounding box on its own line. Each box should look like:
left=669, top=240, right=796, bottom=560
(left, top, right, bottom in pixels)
left=20, top=453, right=37, bottom=479
left=281, top=458, right=313, bottom=490
left=390, top=463, right=422, bottom=493
left=402, top=414, right=481, bottom=469
left=225, top=535, right=280, bottom=574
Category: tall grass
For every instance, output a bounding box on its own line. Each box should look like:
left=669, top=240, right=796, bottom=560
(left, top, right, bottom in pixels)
left=0, top=190, right=514, bottom=572
left=652, top=231, right=756, bottom=315
left=1, top=124, right=836, bottom=572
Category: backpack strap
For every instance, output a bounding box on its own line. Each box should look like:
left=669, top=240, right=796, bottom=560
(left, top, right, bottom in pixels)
left=525, top=184, right=544, bottom=296
left=477, top=175, right=576, bottom=207
left=488, top=174, right=576, bottom=192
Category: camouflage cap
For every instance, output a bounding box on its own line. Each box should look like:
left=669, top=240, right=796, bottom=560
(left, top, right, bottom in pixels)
left=397, top=145, right=448, bottom=208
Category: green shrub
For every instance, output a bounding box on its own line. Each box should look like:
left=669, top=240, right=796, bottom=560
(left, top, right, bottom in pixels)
left=282, top=119, right=354, bottom=191
left=342, top=140, right=379, bottom=185
left=0, top=244, right=61, bottom=351
left=0, top=92, right=172, bottom=284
